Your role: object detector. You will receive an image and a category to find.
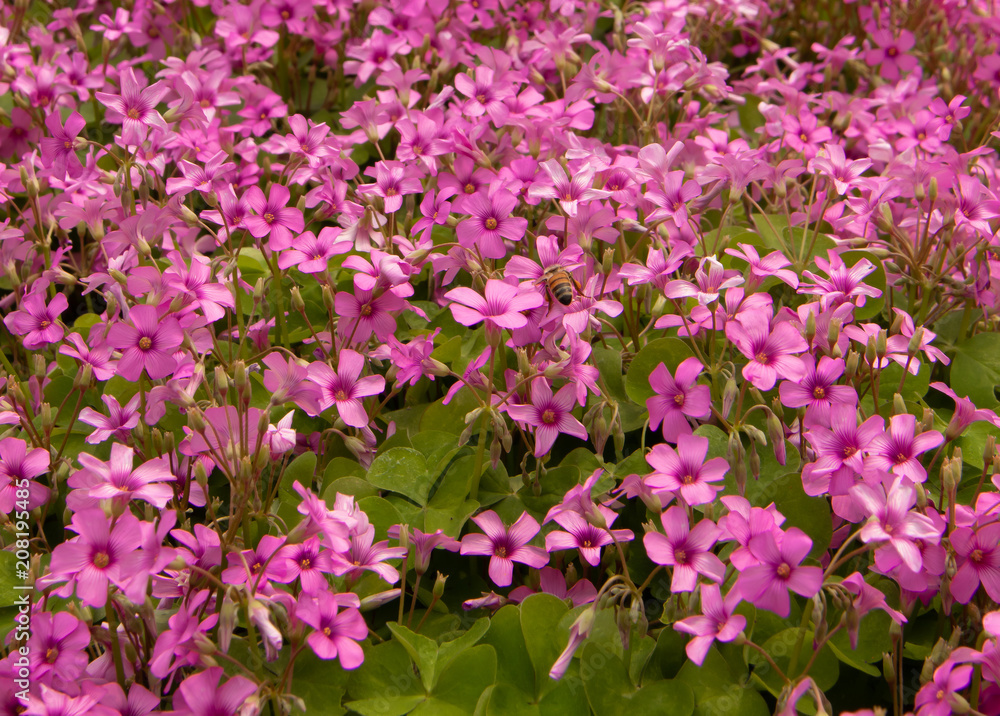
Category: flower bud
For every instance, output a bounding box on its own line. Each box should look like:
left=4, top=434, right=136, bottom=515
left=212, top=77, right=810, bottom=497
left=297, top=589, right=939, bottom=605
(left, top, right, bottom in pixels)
left=234, top=360, right=248, bottom=393
left=805, top=311, right=817, bottom=345
left=882, top=652, right=897, bottom=688
left=290, top=286, right=305, bottom=313
left=602, top=247, right=615, bottom=276
left=865, top=337, right=877, bottom=366
left=253, top=277, right=265, bottom=303
left=928, top=176, right=938, bottom=202
left=73, top=364, right=93, bottom=390
left=214, top=365, right=229, bottom=399
left=767, top=411, right=786, bottom=466
left=845, top=350, right=860, bottom=379
left=360, top=589, right=401, bottom=611
left=983, top=435, right=996, bottom=467
left=432, top=572, right=448, bottom=599
left=921, top=408, right=934, bottom=434
left=323, top=284, right=335, bottom=313
left=914, top=481, right=928, bottom=510
left=188, top=408, right=206, bottom=433
left=892, top=393, right=906, bottom=416
left=748, top=444, right=761, bottom=481
left=875, top=329, right=887, bottom=359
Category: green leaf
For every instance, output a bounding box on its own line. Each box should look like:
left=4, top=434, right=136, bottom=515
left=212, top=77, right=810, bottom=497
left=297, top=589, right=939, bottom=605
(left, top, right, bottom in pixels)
left=482, top=606, right=536, bottom=698
left=367, top=448, right=434, bottom=506
left=487, top=684, right=540, bottom=716
left=957, top=420, right=1000, bottom=470
left=290, top=650, right=350, bottom=714
left=764, top=473, right=831, bottom=559
left=593, top=347, right=629, bottom=403
left=878, top=361, right=931, bottom=402
left=580, top=642, right=633, bottom=716
left=281, top=452, right=317, bottom=495
left=520, top=594, right=571, bottom=699
left=347, top=640, right=426, bottom=716
left=356, top=497, right=403, bottom=542
left=437, top=617, right=491, bottom=676
left=748, top=628, right=839, bottom=695
left=422, top=644, right=497, bottom=715
left=0, top=550, right=23, bottom=606
left=624, top=338, right=695, bottom=405
left=952, top=332, right=1000, bottom=408
left=388, top=622, right=442, bottom=692
left=420, top=390, right=481, bottom=436
left=323, top=477, right=379, bottom=502
left=676, top=648, right=769, bottom=716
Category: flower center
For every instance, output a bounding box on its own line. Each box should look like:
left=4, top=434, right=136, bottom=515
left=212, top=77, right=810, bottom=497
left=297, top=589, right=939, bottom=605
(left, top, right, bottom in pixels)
left=476, top=93, right=487, bottom=103
left=127, top=108, right=140, bottom=120
left=776, top=562, right=791, bottom=579
left=464, top=183, right=475, bottom=194
left=843, top=446, right=857, bottom=458
left=485, top=218, right=498, bottom=230
left=894, top=452, right=908, bottom=465
left=681, top=473, right=695, bottom=485
left=64, top=140, right=72, bottom=149
left=45, top=647, right=59, bottom=664
left=201, top=98, right=212, bottom=108
left=971, top=549, right=984, bottom=563
left=674, top=549, right=687, bottom=563
left=887, top=47, right=898, bottom=58
left=281, top=9, right=290, bottom=18
left=93, top=551, right=110, bottom=569
left=385, top=187, right=398, bottom=197
left=582, top=539, right=592, bottom=547
left=300, top=558, right=311, bottom=569
left=39, top=320, right=50, bottom=329
left=673, top=393, right=685, bottom=405
left=138, top=336, right=153, bottom=351
left=360, top=303, right=373, bottom=317
left=263, top=212, right=275, bottom=224
left=755, top=351, right=769, bottom=364
left=323, top=626, right=332, bottom=636
left=495, top=546, right=507, bottom=558
left=541, top=409, right=556, bottom=424
left=813, top=386, right=826, bottom=399
left=799, top=133, right=809, bottom=143
left=335, top=389, right=349, bottom=401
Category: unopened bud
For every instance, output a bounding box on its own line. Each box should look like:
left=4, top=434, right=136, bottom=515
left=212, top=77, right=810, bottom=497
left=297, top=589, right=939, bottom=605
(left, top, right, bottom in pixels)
left=188, top=408, right=206, bottom=433
left=722, top=379, right=738, bottom=419
left=921, top=408, right=934, bottom=434
left=929, top=176, right=938, bottom=202
left=827, top=317, right=842, bottom=349
left=360, top=589, right=401, bottom=611
left=73, top=364, right=93, bottom=390
left=432, top=572, right=447, bottom=599
left=253, top=277, right=265, bottom=302
left=805, top=311, right=817, bottom=344
left=748, top=444, right=761, bottom=481
left=767, top=411, right=786, bottom=466
left=907, top=327, right=924, bottom=357
left=234, top=360, right=247, bottom=392
left=323, top=284, right=335, bottom=313
left=214, top=366, right=229, bottom=397
left=290, top=286, right=305, bottom=313
left=845, top=351, right=860, bottom=378
left=602, top=248, right=615, bottom=276
left=892, top=393, right=906, bottom=416
left=865, top=337, right=877, bottom=366
left=984, top=436, right=996, bottom=466
left=883, top=653, right=897, bottom=687
left=875, top=329, right=887, bottom=358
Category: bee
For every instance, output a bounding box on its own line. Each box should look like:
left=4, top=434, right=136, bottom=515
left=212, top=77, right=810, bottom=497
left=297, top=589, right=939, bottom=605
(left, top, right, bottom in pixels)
left=542, top=265, right=582, bottom=306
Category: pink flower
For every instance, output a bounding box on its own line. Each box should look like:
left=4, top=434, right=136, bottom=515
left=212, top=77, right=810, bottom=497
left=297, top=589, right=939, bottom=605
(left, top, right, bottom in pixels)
left=865, top=29, right=918, bottom=81
left=94, top=68, right=168, bottom=146
left=72, top=443, right=174, bottom=509
left=644, top=506, right=725, bottom=592
left=866, top=414, right=943, bottom=484
left=850, top=478, right=941, bottom=573
left=727, top=313, right=807, bottom=391
left=914, top=662, right=973, bottom=716
left=278, top=227, right=351, bottom=273
left=298, top=591, right=368, bottom=668
left=445, top=279, right=544, bottom=341
left=645, top=434, right=728, bottom=506
left=307, top=350, right=386, bottom=428
left=0, top=437, right=51, bottom=513
left=243, top=184, right=305, bottom=251
left=3, top=290, right=67, bottom=350
left=737, top=527, right=822, bottom=618
left=170, top=667, right=258, bottom=716
left=106, top=305, right=184, bottom=382
left=344, top=525, right=407, bottom=584
left=674, top=584, right=746, bottom=665
left=460, top=511, right=549, bottom=586
left=358, top=160, right=422, bottom=214
left=41, top=509, right=146, bottom=607
left=646, top=357, right=711, bottom=442
left=950, top=524, right=1000, bottom=604
left=507, top=379, right=588, bottom=457
left=39, top=110, right=85, bottom=177
left=456, top=189, right=528, bottom=260
left=544, top=504, right=633, bottom=566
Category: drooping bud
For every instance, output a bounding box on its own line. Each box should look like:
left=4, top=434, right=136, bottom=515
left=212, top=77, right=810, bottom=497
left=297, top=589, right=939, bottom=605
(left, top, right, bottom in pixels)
left=722, top=378, right=738, bottom=419
left=766, top=410, right=786, bottom=466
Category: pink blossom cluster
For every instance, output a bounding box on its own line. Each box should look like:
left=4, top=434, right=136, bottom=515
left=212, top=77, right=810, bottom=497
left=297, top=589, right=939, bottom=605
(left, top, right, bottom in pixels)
left=2, top=0, right=1000, bottom=714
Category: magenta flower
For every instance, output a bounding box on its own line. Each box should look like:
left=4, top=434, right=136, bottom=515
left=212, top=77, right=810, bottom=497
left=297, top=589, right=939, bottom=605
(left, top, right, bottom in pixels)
left=799, top=251, right=882, bottom=311
left=94, top=67, right=168, bottom=146
left=3, top=290, right=67, bottom=350
left=808, top=143, right=871, bottom=195
left=344, top=525, right=408, bottom=584
left=645, top=434, right=729, bottom=506
left=148, top=590, right=218, bottom=678
left=544, top=504, right=633, bottom=566
left=507, top=379, right=588, bottom=457
left=644, top=507, right=725, bottom=592
left=456, top=189, right=528, bottom=260
left=358, top=160, right=423, bottom=213
left=727, top=313, right=807, bottom=391
left=41, top=509, right=146, bottom=608
left=529, top=159, right=611, bottom=217
left=867, top=414, right=943, bottom=483
left=298, top=591, right=368, bottom=668
left=850, top=478, right=941, bottom=573
left=263, top=353, right=322, bottom=416
left=645, top=170, right=701, bottom=227
left=27, top=612, right=91, bottom=685
left=508, top=566, right=597, bottom=607
left=778, top=356, right=857, bottom=427
left=445, top=279, right=544, bottom=338
left=737, top=527, right=822, bottom=618
left=284, top=537, right=342, bottom=593
left=106, top=305, right=184, bottom=382
left=278, top=227, right=351, bottom=273
left=387, top=525, right=460, bottom=574
left=39, top=110, right=85, bottom=177
left=59, top=332, right=116, bottom=382
left=77, top=394, right=140, bottom=445
left=674, top=584, right=746, bottom=665
left=460, top=511, right=549, bottom=587
left=0, top=437, right=51, bottom=513
left=243, top=184, right=305, bottom=251
left=335, top=286, right=406, bottom=345
left=724, top=244, right=799, bottom=290
left=221, top=534, right=294, bottom=589
left=914, top=662, right=973, bottom=716
left=307, top=349, right=386, bottom=428
left=72, top=443, right=174, bottom=509
left=646, top=357, right=711, bottom=442
left=950, top=524, right=1000, bottom=604
left=170, top=667, right=257, bottom=716
left=864, top=29, right=918, bottom=81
